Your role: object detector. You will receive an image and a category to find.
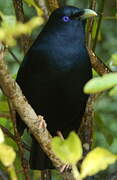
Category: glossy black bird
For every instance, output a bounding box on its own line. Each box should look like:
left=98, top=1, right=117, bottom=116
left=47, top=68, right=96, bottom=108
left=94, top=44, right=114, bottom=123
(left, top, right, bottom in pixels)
left=16, top=6, right=97, bottom=170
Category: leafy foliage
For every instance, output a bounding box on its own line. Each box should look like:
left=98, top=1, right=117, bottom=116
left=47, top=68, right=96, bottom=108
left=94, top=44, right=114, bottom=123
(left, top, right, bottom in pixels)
left=0, top=129, right=16, bottom=167
left=0, top=129, right=17, bottom=180
left=84, top=73, right=117, bottom=95
left=81, top=147, right=117, bottom=179
left=23, top=0, right=44, bottom=16
left=0, top=129, right=4, bottom=143
left=0, top=11, right=44, bottom=46
left=51, top=132, right=117, bottom=180
left=52, top=132, right=82, bottom=165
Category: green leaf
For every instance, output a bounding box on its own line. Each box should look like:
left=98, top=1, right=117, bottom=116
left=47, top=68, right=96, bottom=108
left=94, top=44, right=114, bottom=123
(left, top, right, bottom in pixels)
left=0, top=101, right=9, bottom=112
left=84, top=73, right=117, bottom=94
left=0, top=129, right=4, bottom=143
left=23, top=0, right=36, bottom=6
left=110, top=53, right=117, bottom=66
left=81, top=147, right=117, bottom=179
left=0, top=12, right=44, bottom=46
left=94, top=113, right=113, bottom=145
left=51, top=132, right=83, bottom=165
left=0, top=143, right=16, bottom=166
left=23, top=0, right=43, bottom=16
left=109, top=85, right=117, bottom=96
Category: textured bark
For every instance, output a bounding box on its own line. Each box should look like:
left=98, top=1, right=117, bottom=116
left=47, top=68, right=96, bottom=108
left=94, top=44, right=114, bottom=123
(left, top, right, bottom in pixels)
left=12, top=0, right=30, bottom=53
left=87, top=49, right=111, bottom=75
left=48, top=0, right=59, bottom=12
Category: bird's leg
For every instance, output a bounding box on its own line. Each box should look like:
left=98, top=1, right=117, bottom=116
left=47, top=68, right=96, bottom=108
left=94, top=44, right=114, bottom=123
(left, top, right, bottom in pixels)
left=60, top=164, right=70, bottom=173
left=38, top=115, right=47, bottom=129
left=57, top=131, right=64, bottom=140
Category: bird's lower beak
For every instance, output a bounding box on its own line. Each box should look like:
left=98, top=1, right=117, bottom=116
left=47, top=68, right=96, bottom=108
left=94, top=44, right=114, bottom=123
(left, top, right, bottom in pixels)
left=81, top=9, right=97, bottom=19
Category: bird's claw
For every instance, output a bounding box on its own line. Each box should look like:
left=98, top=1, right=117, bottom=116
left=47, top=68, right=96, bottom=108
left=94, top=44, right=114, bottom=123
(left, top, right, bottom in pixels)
left=38, top=115, right=47, bottom=129
left=60, top=164, right=70, bottom=173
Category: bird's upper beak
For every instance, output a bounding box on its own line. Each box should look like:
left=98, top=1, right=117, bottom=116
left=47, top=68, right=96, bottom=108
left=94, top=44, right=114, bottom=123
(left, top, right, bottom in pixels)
left=81, top=9, right=97, bottom=19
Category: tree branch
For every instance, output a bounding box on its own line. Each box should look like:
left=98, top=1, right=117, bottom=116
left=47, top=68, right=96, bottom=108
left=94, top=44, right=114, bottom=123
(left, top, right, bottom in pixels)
left=87, top=48, right=111, bottom=75
left=8, top=48, right=21, bottom=65
left=79, top=94, right=97, bottom=154
left=0, top=113, right=10, bottom=119
left=12, top=0, right=30, bottom=53
left=0, top=123, right=30, bottom=151
left=48, top=0, right=59, bottom=12
left=8, top=99, right=30, bottom=180
left=86, top=0, right=96, bottom=48
left=36, top=0, right=49, bottom=20
left=93, top=0, right=106, bottom=51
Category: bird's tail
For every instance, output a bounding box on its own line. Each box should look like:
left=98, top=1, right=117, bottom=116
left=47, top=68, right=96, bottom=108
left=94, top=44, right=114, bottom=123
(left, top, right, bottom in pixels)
left=29, top=136, right=54, bottom=170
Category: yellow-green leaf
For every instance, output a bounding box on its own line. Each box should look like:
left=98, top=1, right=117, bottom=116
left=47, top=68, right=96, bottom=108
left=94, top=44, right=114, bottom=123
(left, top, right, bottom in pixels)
left=23, top=0, right=43, bottom=16
left=84, top=73, right=117, bottom=94
left=51, top=132, right=83, bottom=165
left=23, top=0, right=36, bottom=6
left=0, top=143, right=16, bottom=166
left=0, top=12, right=44, bottom=46
left=0, top=101, right=9, bottom=112
left=109, top=85, right=117, bottom=96
left=1, top=14, right=16, bottom=29
left=110, top=53, right=117, bottom=66
left=0, top=129, right=4, bottom=143
left=81, top=147, right=117, bottom=179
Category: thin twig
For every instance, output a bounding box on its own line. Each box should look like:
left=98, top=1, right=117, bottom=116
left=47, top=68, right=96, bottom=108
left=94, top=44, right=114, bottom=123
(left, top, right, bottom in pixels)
left=0, top=124, right=31, bottom=151
left=8, top=100, right=30, bottom=180
left=8, top=48, right=21, bottom=65
left=93, top=0, right=105, bottom=51
left=0, top=113, right=10, bottom=118
left=36, top=0, right=49, bottom=20
left=0, top=123, right=15, bottom=141
left=12, top=0, right=30, bottom=53
left=79, top=95, right=97, bottom=154
left=57, top=131, right=64, bottom=140
left=86, top=0, right=96, bottom=48
left=87, top=48, right=111, bottom=75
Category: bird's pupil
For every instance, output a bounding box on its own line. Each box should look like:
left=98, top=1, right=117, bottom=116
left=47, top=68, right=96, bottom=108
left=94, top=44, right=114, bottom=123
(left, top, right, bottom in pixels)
left=62, top=16, right=70, bottom=22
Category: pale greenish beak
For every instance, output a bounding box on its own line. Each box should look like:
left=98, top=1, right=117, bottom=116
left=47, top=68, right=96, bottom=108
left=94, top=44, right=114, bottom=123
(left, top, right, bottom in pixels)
left=81, top=9, right=97, bottom=19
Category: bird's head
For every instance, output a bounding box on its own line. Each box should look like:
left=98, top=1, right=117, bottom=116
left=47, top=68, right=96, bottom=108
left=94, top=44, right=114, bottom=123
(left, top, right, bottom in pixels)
left=41, top=6, right=97, bottom=47
left=48, top=6, right=97, bottom=26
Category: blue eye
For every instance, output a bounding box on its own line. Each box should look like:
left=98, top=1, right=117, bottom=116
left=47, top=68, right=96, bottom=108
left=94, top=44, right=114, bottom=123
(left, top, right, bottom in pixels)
left=62, top=16, right=70, bottom=22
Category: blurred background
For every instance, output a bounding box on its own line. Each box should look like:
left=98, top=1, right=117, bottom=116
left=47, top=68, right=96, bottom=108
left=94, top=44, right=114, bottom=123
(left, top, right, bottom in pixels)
left=0, top=0, right=117, bottom=179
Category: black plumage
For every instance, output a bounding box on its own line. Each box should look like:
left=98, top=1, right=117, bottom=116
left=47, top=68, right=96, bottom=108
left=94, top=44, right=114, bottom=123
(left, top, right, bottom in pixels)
left=16, top=6, right=96, bottom=170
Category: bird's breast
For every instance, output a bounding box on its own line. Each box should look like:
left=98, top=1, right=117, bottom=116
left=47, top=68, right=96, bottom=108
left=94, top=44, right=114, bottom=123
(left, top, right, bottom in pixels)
left=34, top=42, right=89, bottom=73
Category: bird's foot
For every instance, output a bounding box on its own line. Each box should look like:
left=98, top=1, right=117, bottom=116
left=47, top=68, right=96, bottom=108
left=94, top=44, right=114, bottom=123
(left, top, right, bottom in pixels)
left=60, top=164, right=70, bottom=173
left=38, top=115, right=47, bottom=129
left=57, top=131, right=64, bottom=140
